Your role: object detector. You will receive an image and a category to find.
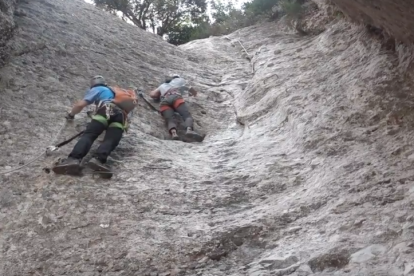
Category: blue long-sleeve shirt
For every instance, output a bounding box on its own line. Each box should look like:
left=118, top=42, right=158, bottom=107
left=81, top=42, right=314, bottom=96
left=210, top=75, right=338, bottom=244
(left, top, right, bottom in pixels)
left=83, top=85, right=114, bottom=105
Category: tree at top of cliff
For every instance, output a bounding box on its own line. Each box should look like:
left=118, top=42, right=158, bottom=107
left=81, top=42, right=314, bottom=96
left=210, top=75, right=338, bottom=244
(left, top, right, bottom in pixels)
left=93, top=0, right=207, bottom=36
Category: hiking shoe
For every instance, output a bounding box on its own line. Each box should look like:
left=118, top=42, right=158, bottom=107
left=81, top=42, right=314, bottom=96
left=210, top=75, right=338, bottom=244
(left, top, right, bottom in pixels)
left=52, top=157, right=81, bottom=175
left=171, top=132, right=180, bottom=140
left=185, top=129, right=203, bottom=142
left=87, top=158, right=113, bottom=179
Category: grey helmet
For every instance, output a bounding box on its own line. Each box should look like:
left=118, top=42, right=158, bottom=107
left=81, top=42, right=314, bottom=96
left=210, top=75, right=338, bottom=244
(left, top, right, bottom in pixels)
left=165, top=74, right=180, bottom=83
left=90, top=75, right=106, bottom=87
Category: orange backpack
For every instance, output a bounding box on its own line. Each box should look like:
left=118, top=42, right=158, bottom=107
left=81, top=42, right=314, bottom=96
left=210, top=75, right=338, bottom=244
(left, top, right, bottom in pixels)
left=109, top=86, right=138, bottom=114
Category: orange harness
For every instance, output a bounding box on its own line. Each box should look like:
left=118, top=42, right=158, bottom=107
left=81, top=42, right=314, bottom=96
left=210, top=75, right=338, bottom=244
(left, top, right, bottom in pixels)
left=159, top=89, right=185, bottom=113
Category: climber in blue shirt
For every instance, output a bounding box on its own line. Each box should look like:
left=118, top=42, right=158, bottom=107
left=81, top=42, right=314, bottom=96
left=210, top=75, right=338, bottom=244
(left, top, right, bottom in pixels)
left=53, top=75, right=126, bottom=178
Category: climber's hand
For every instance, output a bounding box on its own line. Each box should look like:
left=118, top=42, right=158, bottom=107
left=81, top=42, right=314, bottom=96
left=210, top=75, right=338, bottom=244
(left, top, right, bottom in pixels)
left=189, top=87, right=197, bottom=97
left=65, top=112, right=75, bottom=120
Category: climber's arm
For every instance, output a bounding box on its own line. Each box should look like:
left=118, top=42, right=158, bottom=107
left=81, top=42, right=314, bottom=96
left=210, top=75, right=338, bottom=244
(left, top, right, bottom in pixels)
left=182, top=85, right=197, bottom=97
left=149, top=88, right=161, bottom=99
left=68, top=88, right=96, bottom=117
left=69, top=100, right=88, bottom=116
left=180, top=78, right=197, bottom=97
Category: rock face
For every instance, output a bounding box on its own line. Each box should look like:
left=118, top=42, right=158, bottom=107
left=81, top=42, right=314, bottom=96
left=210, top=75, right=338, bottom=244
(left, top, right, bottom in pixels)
left=1, top=0, right=414, bottom=276
left=0, top=0, right=16, bottom=66
left=331, top=0, right=414, bottom=43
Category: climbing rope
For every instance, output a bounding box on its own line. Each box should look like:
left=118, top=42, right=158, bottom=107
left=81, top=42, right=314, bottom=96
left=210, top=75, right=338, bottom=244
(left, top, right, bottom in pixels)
left=0, top=151, right=47, bottom=175
left=50, top=118, right=69, bottom=146
left=0, top=119, right=69, bottom=175
left=223, top=36, right=254, bottom=73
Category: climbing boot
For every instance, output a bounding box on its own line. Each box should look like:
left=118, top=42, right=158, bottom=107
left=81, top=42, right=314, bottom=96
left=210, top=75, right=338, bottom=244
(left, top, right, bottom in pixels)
left=185, top=127, right=203, bottom=142
left=171, top=129, right=180, bottom=141
left=87, top=158, right=113, bottom=179
left=52, top=157, right=81, bottom=175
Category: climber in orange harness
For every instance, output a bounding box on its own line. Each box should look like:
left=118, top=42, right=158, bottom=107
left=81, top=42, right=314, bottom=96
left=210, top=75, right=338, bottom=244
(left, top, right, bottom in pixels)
left=52, top=75, right=138, bottom=177
left=149, top=74, right=203, bottom=142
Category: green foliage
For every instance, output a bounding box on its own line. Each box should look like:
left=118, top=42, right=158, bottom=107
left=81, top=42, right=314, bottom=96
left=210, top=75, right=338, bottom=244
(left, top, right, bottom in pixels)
left=93, top=0, right=207, bottom=36
left=195, top=0, right=256, bottom=38
left=94, top=0, right=307, bottom=45
left=166, top=0, right=256, bottom=44
left=189, top=21, right=212, bottom=40
left=210, top=0, right=234, bottom=23
left=242, top=0, right=304, bottom=20
left=334, top=10, right=344, bottom=18
left=167, top=24, right=196, bottom=45
left=166, top=15, right=211, bottom=45
left=243, top=0, right=279, bottom=17
left=280, top=0, right=302, bottom=18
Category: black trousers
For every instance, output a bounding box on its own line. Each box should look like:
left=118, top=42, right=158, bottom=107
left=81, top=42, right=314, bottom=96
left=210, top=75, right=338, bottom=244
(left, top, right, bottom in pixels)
left=69, top=108, right=124, bottom=163
left=161, top=103, right=194, bottom=132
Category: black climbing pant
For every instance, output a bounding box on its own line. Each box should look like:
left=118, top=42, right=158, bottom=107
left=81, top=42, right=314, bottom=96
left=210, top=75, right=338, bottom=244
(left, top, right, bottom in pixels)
left=69, top=107, right=124, bottom=163
left=161, top=102, right=194, bottom=133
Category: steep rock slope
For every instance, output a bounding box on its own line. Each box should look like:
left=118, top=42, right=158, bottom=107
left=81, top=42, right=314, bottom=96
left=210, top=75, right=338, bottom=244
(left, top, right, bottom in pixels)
left=183, top=21, right=414, bottom=276
left=1, top=0, right=414, bottom=276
